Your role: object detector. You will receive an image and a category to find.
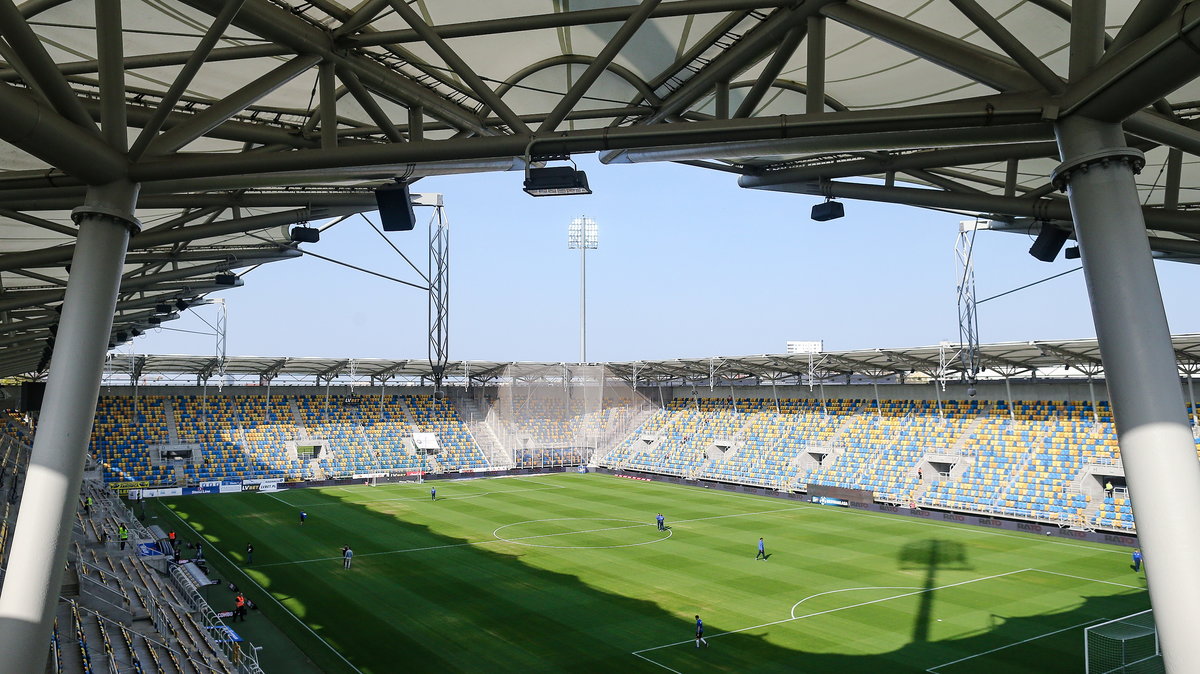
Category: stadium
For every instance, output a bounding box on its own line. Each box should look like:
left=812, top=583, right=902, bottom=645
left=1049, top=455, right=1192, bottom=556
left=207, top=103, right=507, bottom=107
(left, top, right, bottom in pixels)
left=1, top=2, right=1200, bottom=673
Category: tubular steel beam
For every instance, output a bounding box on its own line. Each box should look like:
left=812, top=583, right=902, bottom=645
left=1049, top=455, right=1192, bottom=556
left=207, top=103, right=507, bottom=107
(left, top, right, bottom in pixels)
left=94, top=0, right=126, bottom=151
left=538, top=0, right=663, bottom=133
left=178, top=0, right=492, bottom=136
left=0, top=206, right=347, bottom=273
left=733, top=23, right=807, bottom=118
left=744, top=142, right=1060, bottom=184
left=318, top=60, right=338, bottom=150
left=821, top=0, right=1039, bottom=92
left=0, top=80, right=128, bottom=184
left=0, top=0, right=97, bottom=132
left=805, top=15, right=826, bottom=115
left=127, top=95, right=1051, bottom=182
left=948, top=0, right=1063, bottom=93
left=145, top=54, right=322, bottom=155
left=741, top=178, right=1200, bottom=235
left=336, top=65, right=405, bottom=143
left=1061, top=2, right=1200, bottom=122
left=0, top=44, right=290, bottom=81
left=129, top=0, right=248, bottom=159
left=385, top=0, right=529, bottom=134
left=345, top=0, right=801, bottom=47
left=0, top=180, right=136, bottom=674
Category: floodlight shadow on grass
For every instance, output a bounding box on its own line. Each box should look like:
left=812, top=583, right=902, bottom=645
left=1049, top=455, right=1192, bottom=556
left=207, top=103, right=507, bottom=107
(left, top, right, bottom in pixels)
left=157, top=478, right=1149, bottom=674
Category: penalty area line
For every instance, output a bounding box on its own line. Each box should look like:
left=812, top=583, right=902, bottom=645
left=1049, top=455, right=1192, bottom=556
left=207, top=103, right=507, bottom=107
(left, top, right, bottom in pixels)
left=631, top=568, right=1035, bottom=669
left=924, top=617, right=1105, bottom=673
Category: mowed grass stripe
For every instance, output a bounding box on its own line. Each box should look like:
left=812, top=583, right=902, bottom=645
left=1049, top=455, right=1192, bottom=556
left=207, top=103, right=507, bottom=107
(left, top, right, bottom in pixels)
left=163, top=473, right=1147, bottom=673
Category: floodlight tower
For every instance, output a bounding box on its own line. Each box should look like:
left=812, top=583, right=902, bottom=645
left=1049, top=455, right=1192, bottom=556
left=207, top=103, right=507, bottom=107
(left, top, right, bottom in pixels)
left=568, top=216, right=598, bottom=363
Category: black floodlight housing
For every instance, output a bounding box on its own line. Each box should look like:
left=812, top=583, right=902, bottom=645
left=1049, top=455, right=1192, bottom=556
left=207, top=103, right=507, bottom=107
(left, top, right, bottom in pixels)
left=155, top=303, right=172, bottom=314
left=290, top=226, right=320, bottom=243
left=175, top=298, right=190, bottom=311
left=214, top=273, right=238, bottom=286
left=524, top=166, right=591, bottom=197
left=810, top=198, right=845, bottom=221
left=148, top=316, right=161, bottom=326
left=130, top=328, right=143, bottom=337
left=1064, top=246, right=1081, bottom=260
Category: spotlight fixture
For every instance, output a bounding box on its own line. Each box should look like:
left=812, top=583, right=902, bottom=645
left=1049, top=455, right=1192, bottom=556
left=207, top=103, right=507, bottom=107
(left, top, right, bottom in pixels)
left=214, top=273, right=237, bottom=286
left=290, top=226, right=320, bottom=243
left=131, top=328, right=143, bottom=337
left=175, top=298, right=190, bottom=311
left=1064, top=246, right=1081, bottom=260
left=810, top=198, right=845, bottom=221
left=155, top=303, right=172, bottom=314
left=523, top=165, right=591, bottom=197
left=148, top=316, right=161, bottom=326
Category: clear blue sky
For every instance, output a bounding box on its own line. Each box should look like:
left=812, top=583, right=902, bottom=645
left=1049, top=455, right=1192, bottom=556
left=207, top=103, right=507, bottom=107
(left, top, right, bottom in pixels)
left=130, top=156, right=1200, bottom=362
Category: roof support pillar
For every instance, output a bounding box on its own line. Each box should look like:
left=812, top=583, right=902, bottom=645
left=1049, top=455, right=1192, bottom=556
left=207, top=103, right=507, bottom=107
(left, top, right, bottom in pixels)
left=0, top=179, right=138, bottom=673
left=1055, top=109, right=1200, bottom=673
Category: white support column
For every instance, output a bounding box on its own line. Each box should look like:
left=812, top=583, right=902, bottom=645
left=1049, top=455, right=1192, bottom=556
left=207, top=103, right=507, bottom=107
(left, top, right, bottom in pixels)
left=1054, top=114, right=1200, bottom=674
left=0, top=180, right=138, bottom=674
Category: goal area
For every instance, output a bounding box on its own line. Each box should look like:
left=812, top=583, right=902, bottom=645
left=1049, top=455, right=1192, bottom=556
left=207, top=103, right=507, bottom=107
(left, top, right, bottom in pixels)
left=1085, top=610, right=1163, bottom=674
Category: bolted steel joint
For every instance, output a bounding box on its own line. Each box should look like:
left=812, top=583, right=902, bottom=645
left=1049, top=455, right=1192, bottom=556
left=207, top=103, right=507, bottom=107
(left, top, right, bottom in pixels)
left=1050, top=147, right=1145, bottom=192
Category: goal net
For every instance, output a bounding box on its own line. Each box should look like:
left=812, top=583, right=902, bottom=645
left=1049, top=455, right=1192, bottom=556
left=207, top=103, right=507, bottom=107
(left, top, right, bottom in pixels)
left=1085, top=610, right=1163, bottom=674
left=492, top=364, right=652, bottom=468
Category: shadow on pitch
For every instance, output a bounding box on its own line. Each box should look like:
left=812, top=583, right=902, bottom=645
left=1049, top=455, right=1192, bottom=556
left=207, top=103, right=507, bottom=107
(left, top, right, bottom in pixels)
left=162, top=487, right=1151, bottom=674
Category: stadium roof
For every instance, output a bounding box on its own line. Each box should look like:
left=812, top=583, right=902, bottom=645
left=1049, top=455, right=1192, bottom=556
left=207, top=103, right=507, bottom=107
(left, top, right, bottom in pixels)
left=3, top=2, right=1200, bottom=379
left=98, top=333, right=1200, bottom=386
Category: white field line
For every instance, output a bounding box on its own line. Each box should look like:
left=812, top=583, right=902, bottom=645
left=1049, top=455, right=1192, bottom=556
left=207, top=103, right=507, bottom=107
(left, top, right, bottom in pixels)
left=252, top=505, right=806, bottom=568
left=159, top=504, right=364, bottom=674
left=924, top=617, right=1107, bottom=673
left=639, top=477, right=1134, bottom=557
left=789, top=586, right=924, bottom=619
left=633, top=650, right=685, bottom=674
left=1028, top=568, right=1144, bottom=591
left=634, top=569, right=1034, bottom=655
left=264, top=479, right=566, bottom=508
left=632, top=565, right=1147, bottom=673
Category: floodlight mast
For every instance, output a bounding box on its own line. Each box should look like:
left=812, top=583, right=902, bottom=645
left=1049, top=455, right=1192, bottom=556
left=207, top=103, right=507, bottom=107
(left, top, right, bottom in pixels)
left=567, top=216, right=598, bottom=363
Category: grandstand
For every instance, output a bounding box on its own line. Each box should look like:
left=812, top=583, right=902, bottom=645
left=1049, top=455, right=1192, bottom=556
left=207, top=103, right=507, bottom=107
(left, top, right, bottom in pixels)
left=5, top=2, right=1200, bottom=671
left=3, top=342, right=1197, bottom=670
left=78, top=366, right=1184, bottom=539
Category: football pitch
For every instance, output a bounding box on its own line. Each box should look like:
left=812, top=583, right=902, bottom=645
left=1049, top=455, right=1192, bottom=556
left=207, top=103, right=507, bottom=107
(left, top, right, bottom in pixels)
left=157, top=473, right=1149, bottom=673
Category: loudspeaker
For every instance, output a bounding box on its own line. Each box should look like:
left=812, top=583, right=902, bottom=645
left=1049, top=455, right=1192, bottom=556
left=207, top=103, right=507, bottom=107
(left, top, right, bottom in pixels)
left=290, top=226, right=320, bottom=243
left=19, top=381, right=46, bottom=412
left=810, top=200, right=845, bottom=221
left=375, top=182, right=416, bottom=231
left=1029, top=222, right=1070, bottom=262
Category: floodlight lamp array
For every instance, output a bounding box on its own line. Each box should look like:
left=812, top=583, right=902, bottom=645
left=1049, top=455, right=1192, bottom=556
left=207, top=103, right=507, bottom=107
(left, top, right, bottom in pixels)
left=568, top=216, right=599, bottom=249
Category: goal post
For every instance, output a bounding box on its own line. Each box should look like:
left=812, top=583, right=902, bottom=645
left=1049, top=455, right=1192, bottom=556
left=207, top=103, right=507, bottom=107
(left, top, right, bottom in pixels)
left=1085, top=610, right=1163, bottom=674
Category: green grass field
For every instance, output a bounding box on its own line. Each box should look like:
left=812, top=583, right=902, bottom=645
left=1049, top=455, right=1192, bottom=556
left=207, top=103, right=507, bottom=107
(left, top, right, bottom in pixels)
left=156, top=473, right=1149, bottom=673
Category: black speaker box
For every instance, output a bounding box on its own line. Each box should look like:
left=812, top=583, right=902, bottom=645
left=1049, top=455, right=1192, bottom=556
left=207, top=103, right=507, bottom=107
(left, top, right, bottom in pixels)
left=19, top=381, right=46, bottom=412
left=1029, top=223, right=1070, bottom=262
left=375, top=182, right=417, bottom=232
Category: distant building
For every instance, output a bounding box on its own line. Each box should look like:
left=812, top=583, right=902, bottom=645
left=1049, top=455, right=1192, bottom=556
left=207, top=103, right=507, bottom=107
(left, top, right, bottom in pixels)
left=786, top=341, right=823, bottom=355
